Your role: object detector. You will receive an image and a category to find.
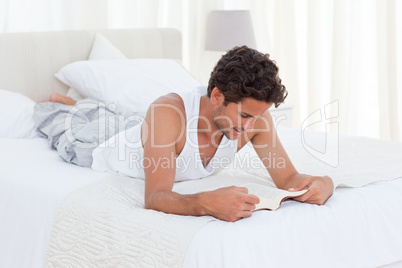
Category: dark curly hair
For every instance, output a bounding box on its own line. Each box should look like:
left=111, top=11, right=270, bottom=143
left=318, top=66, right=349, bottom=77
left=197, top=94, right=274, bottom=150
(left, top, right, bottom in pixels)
left=207, top=46, right=287, bottom=108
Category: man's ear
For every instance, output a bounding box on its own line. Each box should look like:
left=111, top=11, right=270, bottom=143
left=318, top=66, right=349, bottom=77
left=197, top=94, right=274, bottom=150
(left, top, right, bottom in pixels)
left=210, top=87, right=225, bottom=105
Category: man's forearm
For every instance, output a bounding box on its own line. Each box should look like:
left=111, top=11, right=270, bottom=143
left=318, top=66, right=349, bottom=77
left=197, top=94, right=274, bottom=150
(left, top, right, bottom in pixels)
left=145, top=190, right=208, bottom=217
left=278, top=173, right=309, bottom=190
left=144, top=186, right=261, bottom=222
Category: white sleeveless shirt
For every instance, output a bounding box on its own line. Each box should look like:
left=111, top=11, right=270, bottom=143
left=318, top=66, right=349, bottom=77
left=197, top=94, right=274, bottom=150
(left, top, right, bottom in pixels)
left=91, top=88, right=238, bottom=182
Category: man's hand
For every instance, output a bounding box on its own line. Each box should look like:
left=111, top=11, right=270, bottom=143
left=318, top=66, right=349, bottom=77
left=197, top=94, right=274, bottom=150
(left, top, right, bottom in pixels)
left=200, top=186, right=260, bottom=222
left=288, top=176, right=334, bottom=205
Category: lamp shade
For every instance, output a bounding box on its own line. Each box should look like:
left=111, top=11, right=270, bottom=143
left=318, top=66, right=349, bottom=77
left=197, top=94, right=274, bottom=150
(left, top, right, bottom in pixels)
left=205, top=10, right=256, bottom=51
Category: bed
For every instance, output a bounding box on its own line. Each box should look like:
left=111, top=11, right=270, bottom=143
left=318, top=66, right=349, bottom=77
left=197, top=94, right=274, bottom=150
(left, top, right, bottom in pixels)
left=1, top=28, right=402, bottom=268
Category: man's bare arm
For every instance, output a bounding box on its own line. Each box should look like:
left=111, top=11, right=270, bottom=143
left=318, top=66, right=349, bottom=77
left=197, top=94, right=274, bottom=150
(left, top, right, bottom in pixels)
left=142, top=97, right=259, bottom=222
left=250, top=111, right=334, bottom=205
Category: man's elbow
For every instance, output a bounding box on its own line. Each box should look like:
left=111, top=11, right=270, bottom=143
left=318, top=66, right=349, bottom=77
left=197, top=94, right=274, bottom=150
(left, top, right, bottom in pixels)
left=144, top=200, right=153, bottom=210
left=144, top=192, right=158, bottom=210
left=144, top=190, right=168, bottom=210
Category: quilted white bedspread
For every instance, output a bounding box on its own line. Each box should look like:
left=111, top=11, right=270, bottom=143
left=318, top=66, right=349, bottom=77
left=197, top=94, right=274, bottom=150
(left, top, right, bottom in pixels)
left=43, top=172, right=280, bottom=267
left=44, top=175, right=214, bottom=267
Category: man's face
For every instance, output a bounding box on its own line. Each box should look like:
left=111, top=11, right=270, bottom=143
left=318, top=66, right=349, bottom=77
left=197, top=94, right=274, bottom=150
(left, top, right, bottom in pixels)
left=212, top=98, right=272, bottom=140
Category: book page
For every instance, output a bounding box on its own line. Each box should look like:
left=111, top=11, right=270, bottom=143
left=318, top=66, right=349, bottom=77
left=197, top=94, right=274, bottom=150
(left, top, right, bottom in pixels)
left=243, top=183, right=308, bottom=211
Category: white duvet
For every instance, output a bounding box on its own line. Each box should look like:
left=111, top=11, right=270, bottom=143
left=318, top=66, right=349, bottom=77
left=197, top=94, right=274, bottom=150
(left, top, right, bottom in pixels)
left=1, top=127, right=402, bottom=268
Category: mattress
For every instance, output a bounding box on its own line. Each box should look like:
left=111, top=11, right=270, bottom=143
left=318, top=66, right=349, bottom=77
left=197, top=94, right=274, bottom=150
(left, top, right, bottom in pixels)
left=0, top=138, right=106, bottom=267
left=1, top=127, right=402, bottom=267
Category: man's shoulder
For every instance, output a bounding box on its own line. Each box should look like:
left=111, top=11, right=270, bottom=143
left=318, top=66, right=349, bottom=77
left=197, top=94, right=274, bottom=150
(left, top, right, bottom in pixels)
left=142, top=93, right=186, bottom=149
left=151, top=93, right=185, bottom=113
left=147, top=93, right=186, bottom=128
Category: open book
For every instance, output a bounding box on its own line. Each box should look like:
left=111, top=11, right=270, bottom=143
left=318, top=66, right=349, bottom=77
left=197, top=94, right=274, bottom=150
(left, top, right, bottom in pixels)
left=244, top=183, right=308, bottom=211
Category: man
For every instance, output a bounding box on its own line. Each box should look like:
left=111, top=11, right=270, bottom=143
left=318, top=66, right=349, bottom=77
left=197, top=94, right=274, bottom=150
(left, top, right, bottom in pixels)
left=35, top=46, right=334, bottom=222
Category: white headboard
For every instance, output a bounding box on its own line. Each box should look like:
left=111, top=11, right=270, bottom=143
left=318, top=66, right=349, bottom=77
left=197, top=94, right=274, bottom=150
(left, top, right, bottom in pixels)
left=0, top=28, right=182, bottom=102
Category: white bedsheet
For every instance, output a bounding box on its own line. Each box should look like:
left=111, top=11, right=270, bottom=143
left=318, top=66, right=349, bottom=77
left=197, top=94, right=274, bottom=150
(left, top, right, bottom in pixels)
left=0, top=138, right=106, bottom=268
left=183, top=177, right=402, bottom=268
left=1, top=127, right=402, bottom=268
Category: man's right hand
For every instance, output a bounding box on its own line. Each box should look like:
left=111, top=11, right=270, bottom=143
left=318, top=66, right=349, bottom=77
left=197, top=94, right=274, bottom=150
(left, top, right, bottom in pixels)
left=199, top=186, right=260, bottom=222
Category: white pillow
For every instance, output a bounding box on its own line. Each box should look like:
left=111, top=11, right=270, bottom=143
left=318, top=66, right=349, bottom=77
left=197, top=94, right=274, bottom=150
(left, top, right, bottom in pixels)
left=67, top=33, right=127, bottom=101
left=0, top=89, right=39, bottom=138
left=89, top=32, right=127, bottom=60
left=56, top=59, right=201, bottom=113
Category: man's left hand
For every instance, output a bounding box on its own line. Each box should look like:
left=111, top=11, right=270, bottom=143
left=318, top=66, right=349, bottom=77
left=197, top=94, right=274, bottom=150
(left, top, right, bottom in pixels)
left=288, top=176, right=334, bottom=205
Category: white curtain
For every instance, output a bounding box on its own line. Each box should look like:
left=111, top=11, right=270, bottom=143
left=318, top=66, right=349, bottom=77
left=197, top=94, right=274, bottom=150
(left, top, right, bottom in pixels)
left=1, top=0, right=401, bottom=141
